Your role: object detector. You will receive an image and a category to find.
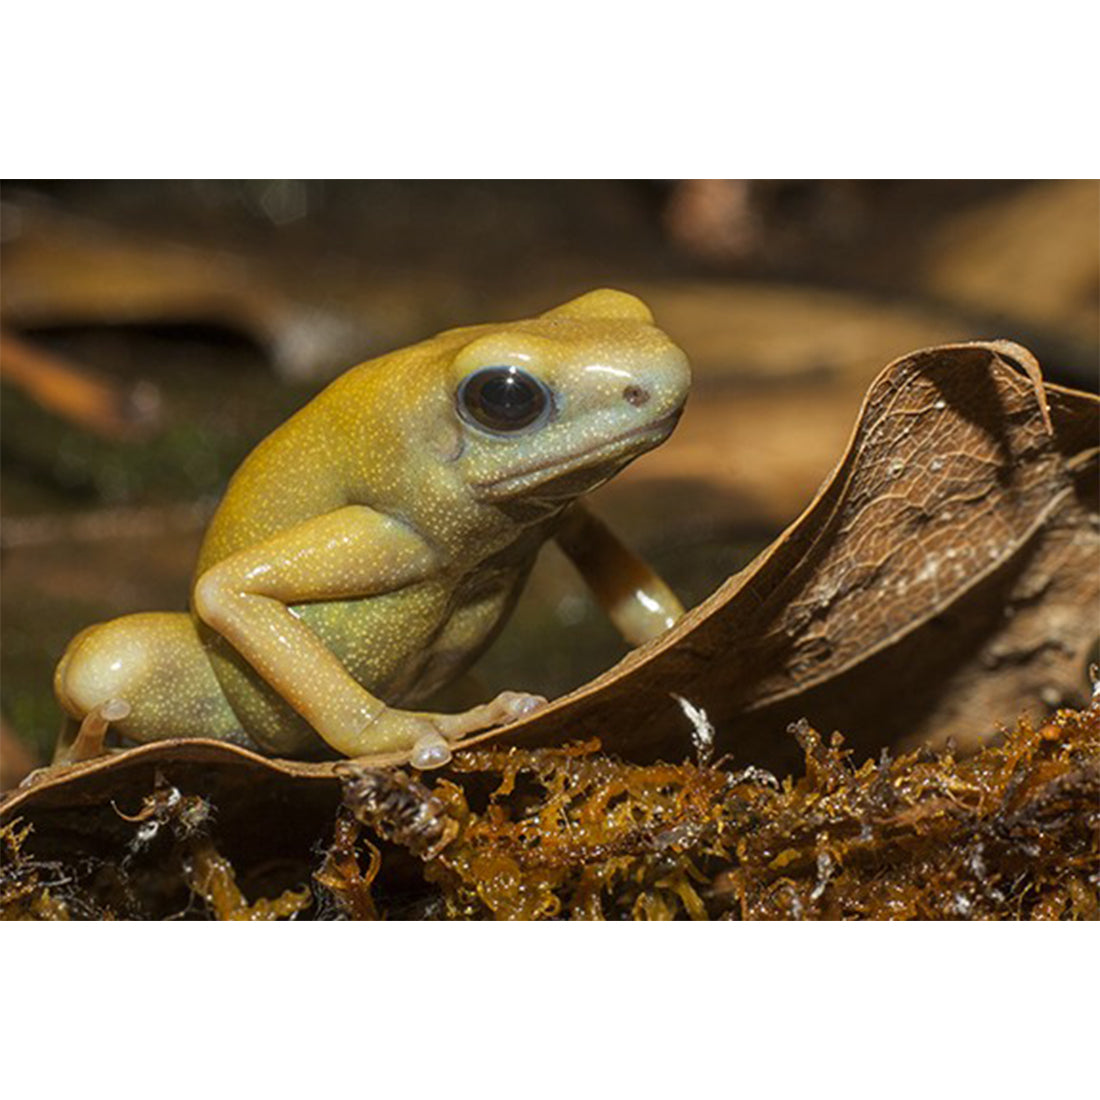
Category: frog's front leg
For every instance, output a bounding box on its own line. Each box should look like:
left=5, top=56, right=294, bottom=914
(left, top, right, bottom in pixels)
left=193, top=505, right=545, bottom=763
left=554, top=502, right=684, bottom=646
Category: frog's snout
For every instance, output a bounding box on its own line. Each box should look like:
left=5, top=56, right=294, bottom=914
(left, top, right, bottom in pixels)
left=622, top=341, right=691, bottom=424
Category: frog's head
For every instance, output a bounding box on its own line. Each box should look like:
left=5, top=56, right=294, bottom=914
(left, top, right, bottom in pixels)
left=448, top=289, right=690, bottom=507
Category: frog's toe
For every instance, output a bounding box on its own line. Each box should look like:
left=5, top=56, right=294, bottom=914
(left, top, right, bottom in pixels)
left=410, top=731, right=453, bottom=770
left=490, top=690, right=549, bottom=723
left=424, top=690, right=548, bottom=747
left=55, top=697, right=134, bottom=764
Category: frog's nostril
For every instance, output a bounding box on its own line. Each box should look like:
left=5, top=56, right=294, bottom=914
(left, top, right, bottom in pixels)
left=622, top=384, right=650, bottom=407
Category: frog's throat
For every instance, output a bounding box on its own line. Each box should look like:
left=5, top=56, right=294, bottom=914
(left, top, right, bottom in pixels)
left=470, top=408, right=682, bottom=503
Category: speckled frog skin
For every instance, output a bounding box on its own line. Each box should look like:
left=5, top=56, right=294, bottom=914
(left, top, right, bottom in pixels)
left=54, top=290, right=691, bottom=767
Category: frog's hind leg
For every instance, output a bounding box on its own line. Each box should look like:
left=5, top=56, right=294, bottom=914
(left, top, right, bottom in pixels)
left=53, top=611, right=245, bottom=763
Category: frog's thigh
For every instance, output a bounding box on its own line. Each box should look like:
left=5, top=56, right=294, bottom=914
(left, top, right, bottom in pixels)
left=54, top=611, right=242, bottom=744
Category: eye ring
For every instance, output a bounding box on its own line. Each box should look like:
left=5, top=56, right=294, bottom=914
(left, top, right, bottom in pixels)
left=457, top=366, right=553, bottom=434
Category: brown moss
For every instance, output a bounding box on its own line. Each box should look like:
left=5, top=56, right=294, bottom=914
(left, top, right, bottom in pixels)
left=1, top=818, right=73, bottom=920
left=182, top=835, right=311, bottom=921
left=330, top=704, right=1100, bottom=920
left=4, top=702, right=1098, bottom=920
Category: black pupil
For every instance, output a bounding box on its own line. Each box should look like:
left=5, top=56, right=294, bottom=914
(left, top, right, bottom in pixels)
left=462, top=367, right=547, bottom=431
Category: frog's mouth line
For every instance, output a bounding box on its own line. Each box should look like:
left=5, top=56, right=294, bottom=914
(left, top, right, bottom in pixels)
left=471, top=407, right=683, bottom=502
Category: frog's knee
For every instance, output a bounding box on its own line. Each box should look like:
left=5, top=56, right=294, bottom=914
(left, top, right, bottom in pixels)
left=192, top=566, right=233, bottom=632
left=54, top=618, right=153, bottom=720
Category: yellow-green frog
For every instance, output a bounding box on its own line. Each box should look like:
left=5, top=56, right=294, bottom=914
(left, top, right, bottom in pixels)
left=54, top=289, right=690, bottom=769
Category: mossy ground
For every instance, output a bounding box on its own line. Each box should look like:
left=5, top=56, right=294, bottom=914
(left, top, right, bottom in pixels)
left=4, top=699, right=1096, bottom=920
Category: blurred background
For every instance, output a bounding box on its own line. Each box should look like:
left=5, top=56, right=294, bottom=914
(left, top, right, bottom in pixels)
left=2, top=179, right=1097, bottom=778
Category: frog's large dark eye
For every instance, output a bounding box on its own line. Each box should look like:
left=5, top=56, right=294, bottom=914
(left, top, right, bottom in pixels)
left=457, top=366, right=552, bottom=433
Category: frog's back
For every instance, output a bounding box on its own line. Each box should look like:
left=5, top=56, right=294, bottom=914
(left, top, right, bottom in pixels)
left=196, top=325, right=488, bottom=574
left=197, top=413, right=339, bottom=574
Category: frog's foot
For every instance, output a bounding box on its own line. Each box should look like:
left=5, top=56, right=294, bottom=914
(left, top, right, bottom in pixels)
left=408, top=691, right=548, bottom=771
left=55, top=698, right=132, bottom=765
left=432, top=690, right=548, bottom=742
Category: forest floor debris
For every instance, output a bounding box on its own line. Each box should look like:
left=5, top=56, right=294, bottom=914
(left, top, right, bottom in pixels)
left=4, top=699, right=1096, bottom=920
